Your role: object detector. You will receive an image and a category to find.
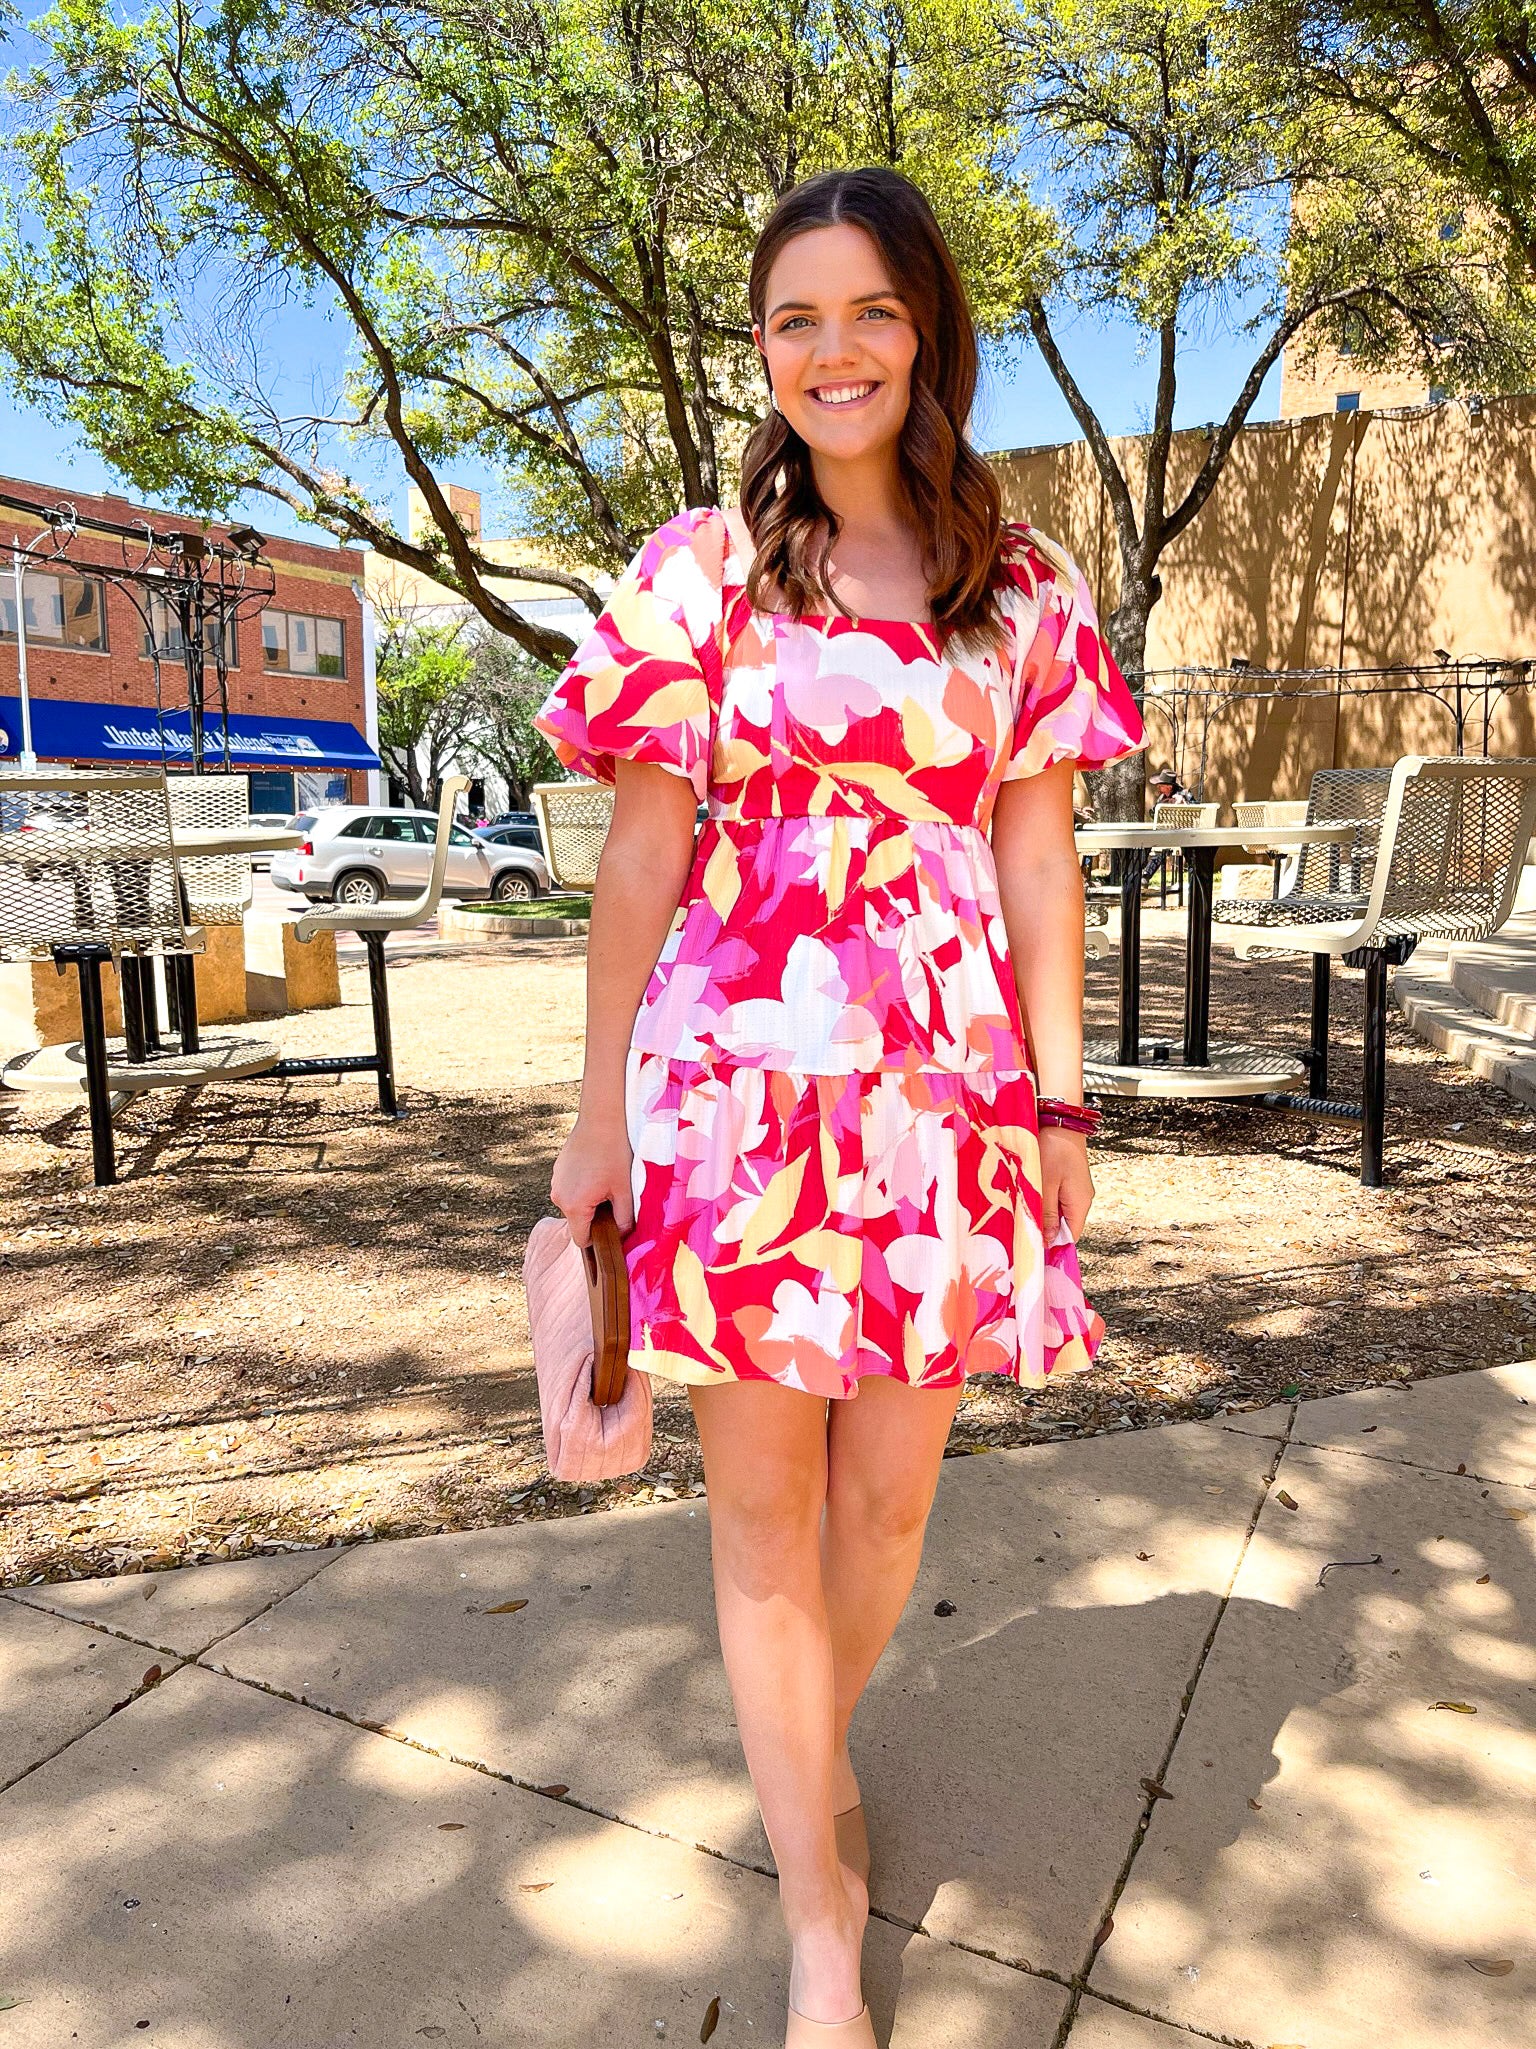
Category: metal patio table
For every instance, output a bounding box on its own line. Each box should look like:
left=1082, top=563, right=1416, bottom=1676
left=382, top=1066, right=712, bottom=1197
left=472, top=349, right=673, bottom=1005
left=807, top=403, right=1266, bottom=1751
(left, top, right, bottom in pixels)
left=1072, top=821, right=1365, bottom=1098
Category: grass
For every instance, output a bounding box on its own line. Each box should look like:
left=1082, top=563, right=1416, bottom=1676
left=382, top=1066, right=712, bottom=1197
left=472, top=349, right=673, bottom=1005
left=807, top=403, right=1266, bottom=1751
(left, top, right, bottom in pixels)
left=463, top=895, right=591, bottom=919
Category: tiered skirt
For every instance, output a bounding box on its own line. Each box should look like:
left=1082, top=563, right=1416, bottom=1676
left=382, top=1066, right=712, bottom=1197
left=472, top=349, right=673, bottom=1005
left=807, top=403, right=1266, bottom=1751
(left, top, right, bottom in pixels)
left=622, top=1048, right=1104, bottom=1398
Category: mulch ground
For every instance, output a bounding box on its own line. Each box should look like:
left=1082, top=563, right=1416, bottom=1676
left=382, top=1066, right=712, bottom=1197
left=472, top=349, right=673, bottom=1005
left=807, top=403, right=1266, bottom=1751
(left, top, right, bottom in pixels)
left=2, top=930, right=1532, bottom=1586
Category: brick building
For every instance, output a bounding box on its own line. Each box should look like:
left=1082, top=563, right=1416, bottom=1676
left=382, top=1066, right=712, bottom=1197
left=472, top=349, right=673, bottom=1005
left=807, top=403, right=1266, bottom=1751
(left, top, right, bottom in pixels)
left=1, top=474, right=379, bottom=812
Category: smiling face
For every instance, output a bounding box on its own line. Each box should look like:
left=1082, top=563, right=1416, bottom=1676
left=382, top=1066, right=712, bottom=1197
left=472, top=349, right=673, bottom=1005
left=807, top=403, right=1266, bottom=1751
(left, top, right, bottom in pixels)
left=754, top=223, right=919, bottom=462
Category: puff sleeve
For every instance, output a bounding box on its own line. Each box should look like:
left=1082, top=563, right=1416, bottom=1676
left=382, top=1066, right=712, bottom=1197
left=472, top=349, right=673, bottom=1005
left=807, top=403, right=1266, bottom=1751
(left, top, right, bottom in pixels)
left=999, top=532, right=1146, bottom=781
left=533, top=506, right=726, bottom=803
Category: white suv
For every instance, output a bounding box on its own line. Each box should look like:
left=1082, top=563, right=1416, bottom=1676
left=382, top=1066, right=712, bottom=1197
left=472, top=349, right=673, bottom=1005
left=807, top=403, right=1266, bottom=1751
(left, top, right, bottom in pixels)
left=270, top=807, right=549, bottom=908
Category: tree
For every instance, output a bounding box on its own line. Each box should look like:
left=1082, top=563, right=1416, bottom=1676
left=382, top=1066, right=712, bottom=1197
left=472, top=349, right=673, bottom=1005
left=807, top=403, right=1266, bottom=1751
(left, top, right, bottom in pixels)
left=3, top=0, right=1527, bottom=820
left=1277, top=0, right=1536, bottom=273
left=1000, top=0, right=1534, bottom=813
left=463, top=634, right=564, bottom=811
left=0, top=0, right=1018, bottom=664
left=374, top=620, right=477, bottom=807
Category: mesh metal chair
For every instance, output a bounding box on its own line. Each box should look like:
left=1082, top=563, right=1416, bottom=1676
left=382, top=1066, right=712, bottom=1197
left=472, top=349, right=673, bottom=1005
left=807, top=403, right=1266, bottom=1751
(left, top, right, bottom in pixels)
left=0, top=769, right=277, bottom=1184
left=1232, top=799, right=1309, bottom=831
left=531, top=780, right=615, bottom=892
left=1232, top=797, right=1323, bottom=900
left=262, top=775, right=470, bottom=1116
left=0, top=769, right=188, bottom=963
left=167, top=772, right=253, bottom=926
left=1150, top=799, right=1218, bottom=908
left=1213, top=757, right=1536, bottom=1184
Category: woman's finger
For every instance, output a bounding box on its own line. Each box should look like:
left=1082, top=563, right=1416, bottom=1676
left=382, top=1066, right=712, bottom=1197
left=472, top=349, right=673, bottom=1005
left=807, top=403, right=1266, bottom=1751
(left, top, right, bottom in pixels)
left=565, top=1198, right=597, bottom=1249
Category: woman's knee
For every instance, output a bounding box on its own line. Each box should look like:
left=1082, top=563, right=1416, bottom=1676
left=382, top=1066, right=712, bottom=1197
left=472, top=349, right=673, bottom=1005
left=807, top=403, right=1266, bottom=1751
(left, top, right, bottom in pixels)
left=710, top=1465, right=824, bottom=1568
left=828, top=1470, right=936, bottom=1549
left=690, top=1381, right=827, bottom=1543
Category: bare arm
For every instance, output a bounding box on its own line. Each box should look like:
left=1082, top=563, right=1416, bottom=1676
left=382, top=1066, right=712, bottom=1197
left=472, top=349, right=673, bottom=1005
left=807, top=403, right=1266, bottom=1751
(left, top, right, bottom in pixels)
left=550, top=757, right=698, bottom=1242
left=991, top=761, right=1093, bottom=1239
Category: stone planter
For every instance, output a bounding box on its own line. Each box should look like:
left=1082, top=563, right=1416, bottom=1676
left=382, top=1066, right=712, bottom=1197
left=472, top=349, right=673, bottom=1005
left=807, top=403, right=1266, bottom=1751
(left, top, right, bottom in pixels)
left=439, top=903, right=590, bottom=943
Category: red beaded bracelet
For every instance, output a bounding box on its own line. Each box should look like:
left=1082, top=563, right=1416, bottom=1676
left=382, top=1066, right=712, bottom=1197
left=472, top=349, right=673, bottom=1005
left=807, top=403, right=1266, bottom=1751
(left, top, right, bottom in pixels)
left=1037, top=1096, right=1102, bottom=1136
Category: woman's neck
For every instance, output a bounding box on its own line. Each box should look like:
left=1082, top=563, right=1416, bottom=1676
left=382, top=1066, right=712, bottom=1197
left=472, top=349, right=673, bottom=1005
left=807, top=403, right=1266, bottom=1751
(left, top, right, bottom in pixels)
left=809, top=444, right=911, bottom=546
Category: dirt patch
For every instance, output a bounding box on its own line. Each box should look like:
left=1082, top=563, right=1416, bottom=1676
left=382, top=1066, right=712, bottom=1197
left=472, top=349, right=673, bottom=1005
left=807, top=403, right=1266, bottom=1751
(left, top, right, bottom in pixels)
left=2, top=934, right=1532, bottom=1586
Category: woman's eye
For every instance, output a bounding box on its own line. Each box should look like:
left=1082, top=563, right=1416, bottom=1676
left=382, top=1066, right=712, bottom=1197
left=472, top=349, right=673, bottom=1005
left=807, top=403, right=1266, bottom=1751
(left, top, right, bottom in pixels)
left=776, top=316, right=810, bottom=333
left=862, top=306, right=897, bottom=321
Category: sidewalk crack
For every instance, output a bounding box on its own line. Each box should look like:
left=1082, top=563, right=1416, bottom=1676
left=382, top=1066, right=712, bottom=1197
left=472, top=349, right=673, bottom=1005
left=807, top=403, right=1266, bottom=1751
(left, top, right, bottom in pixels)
left=3, top=1547, right=345, bottom=1663
left=0, top=1644, right=186, bottom=1798
left=1050, top=1404, right=1297, bottom=2048
left=183, top=1656, right=1077, bottom=1994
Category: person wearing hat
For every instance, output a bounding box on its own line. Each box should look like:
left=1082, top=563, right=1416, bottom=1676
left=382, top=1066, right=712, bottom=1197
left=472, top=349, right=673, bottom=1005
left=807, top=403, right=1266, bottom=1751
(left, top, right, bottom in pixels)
left=1144, top=765, right=1195, bottom=896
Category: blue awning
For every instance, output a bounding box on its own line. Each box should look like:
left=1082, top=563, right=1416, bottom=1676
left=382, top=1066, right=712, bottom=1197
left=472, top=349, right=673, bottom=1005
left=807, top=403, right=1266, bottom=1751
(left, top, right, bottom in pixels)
left=0, top=695, right=380, bottom=772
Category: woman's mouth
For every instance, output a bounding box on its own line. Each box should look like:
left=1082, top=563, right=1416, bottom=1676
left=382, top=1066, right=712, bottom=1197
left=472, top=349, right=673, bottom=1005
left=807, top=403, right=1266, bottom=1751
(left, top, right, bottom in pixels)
left=806, top=380, right=881, bottom=410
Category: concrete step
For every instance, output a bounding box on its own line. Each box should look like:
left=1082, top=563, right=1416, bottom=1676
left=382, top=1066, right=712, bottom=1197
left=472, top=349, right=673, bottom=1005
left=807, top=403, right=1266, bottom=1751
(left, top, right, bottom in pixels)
left=1438, top=912, right=1536, bottom=1036
left=1393, top=955, right=1536, bottom=1109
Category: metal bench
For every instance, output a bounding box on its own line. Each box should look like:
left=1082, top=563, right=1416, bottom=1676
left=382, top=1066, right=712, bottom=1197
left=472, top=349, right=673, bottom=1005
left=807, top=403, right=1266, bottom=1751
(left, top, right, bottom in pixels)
left=1213, top=757, right=1536, bottom=1184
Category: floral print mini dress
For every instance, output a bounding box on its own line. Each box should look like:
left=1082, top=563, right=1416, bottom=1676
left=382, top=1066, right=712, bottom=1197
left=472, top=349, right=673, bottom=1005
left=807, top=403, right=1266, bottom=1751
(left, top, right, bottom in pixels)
left=534, top=505, right=1145, bottom=1399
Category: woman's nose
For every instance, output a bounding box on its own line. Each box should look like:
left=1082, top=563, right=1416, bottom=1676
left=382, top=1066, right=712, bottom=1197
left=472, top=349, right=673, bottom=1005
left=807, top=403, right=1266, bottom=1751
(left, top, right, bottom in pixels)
left=812, top=322, right=860, bottom=367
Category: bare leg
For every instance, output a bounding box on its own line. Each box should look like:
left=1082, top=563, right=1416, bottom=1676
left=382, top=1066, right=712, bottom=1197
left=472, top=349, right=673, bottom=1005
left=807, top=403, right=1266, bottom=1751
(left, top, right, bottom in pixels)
left=689, top=1379, right=866, bottom=2025
left=821, top=1376, right=966, bottom=1812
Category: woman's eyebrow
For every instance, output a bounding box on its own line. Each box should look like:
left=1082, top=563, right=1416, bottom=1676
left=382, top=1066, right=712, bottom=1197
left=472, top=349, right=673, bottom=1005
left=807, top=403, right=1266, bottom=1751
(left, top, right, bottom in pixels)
left=767, top=289, right=905, bottom=319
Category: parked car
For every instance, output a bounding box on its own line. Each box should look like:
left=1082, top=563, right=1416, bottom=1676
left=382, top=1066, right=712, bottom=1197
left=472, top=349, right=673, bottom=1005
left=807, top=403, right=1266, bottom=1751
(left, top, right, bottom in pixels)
left=238, top=810, right=298, bottom=867
left=269, top=807, right=548, bottom=907
left=6, top=791, right=86, bottom=832
left=473, top=818, right=543, bottom=854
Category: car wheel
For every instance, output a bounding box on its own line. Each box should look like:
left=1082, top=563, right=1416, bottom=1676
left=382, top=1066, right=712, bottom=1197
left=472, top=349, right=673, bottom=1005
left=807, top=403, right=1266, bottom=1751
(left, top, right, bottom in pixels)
left=334, top=869, right=384, bottom=908
left=492, top=871, right=536, bottom=903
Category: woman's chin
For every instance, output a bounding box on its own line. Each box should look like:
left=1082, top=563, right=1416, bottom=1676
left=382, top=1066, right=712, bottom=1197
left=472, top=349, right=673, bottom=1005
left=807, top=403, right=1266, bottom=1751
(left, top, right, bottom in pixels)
left=792, top=415, right=904, bottom=461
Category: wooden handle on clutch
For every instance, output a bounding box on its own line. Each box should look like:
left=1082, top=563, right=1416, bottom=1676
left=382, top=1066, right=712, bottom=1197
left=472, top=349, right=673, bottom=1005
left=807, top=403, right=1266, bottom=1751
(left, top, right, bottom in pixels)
left=582, top=1200, right=632, bottom=1406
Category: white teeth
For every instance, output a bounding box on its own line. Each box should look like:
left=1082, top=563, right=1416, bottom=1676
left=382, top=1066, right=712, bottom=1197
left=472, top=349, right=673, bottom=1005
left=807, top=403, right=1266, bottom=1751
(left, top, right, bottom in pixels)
left=812, top=383, right=877, bottom=406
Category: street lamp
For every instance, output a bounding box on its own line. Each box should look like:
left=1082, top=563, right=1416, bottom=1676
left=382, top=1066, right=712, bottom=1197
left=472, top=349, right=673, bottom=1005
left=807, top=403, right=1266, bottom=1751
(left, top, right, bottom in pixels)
left=8, top=508, right=76, bottom=772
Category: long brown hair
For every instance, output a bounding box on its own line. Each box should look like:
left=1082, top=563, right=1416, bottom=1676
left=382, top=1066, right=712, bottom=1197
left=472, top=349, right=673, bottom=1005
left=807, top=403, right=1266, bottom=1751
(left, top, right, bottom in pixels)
left=739, top=168, right=1003, bottom=641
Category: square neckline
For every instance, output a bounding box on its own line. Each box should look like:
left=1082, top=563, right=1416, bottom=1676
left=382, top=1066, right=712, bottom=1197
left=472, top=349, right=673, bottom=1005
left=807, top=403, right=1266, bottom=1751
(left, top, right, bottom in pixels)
left=718, top=511, right=940, bottom=634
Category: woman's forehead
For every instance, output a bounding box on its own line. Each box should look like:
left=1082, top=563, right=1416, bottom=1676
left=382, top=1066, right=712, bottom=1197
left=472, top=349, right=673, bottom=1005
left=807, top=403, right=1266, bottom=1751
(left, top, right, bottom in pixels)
left=765, top=224, right=899, bottom=310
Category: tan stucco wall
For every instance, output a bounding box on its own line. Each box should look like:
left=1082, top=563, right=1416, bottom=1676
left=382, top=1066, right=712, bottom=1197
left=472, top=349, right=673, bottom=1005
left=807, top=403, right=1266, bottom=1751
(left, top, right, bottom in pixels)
left=992, top=394, right=1536, bottom=806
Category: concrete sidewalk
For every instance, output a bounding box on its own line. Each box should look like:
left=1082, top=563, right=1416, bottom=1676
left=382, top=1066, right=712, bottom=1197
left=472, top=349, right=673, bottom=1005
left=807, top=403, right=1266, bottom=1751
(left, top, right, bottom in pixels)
left=2, top=1364, right=1532, bottom=2049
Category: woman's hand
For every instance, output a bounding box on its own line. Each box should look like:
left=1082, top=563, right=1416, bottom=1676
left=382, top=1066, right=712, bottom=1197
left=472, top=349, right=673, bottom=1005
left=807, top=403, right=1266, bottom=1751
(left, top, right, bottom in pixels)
left=1039, top=1124, right=1094, bottom=1244
left=551, top=1111, right=635, bottom=1245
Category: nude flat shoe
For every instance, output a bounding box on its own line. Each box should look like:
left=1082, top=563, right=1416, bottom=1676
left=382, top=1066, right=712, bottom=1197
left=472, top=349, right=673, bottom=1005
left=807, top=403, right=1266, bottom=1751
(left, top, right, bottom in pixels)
left=785, top=2001, right=876, bottom=2047
left=833, top=1802, right=871, bottom=1889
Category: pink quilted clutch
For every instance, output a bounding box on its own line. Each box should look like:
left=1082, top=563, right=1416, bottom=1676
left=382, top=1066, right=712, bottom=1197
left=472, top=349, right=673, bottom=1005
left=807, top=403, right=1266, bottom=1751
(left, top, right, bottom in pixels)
left=523, top=1212, right=653, bottom=1482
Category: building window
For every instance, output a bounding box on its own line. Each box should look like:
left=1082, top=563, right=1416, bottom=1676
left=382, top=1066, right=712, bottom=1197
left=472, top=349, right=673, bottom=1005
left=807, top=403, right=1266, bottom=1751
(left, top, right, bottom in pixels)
left=248, top=769, right=296, bottom=815
left=140, top=590, right=237, bottom=666
left=262, top=609, right=346, bottom=677
left=0, top=570, right=109, bottom=653
left=1429, top=385, right=1450, bottom=404
left=1335, top=392, right=1361, bottom=413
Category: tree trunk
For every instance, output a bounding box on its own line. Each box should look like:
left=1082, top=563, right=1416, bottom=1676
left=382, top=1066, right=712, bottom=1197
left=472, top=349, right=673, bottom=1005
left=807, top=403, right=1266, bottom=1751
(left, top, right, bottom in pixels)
left=1088, top=580, right=1156, bottom=822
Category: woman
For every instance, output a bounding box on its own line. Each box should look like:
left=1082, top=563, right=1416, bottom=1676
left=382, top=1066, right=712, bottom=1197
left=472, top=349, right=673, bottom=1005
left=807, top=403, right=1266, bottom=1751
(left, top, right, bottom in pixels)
left=535, top=168, right=1143, bottom=2046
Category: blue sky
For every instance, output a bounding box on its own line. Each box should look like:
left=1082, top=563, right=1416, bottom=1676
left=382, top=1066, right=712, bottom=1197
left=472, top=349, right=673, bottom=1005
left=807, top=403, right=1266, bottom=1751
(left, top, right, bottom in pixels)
left=1, top=306, right=1283, bottom=545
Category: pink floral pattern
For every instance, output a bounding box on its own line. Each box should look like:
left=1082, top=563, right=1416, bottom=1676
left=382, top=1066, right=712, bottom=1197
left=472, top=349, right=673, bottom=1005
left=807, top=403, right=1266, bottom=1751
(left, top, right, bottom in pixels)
left=535, top=506, right=1144, bottom=1396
